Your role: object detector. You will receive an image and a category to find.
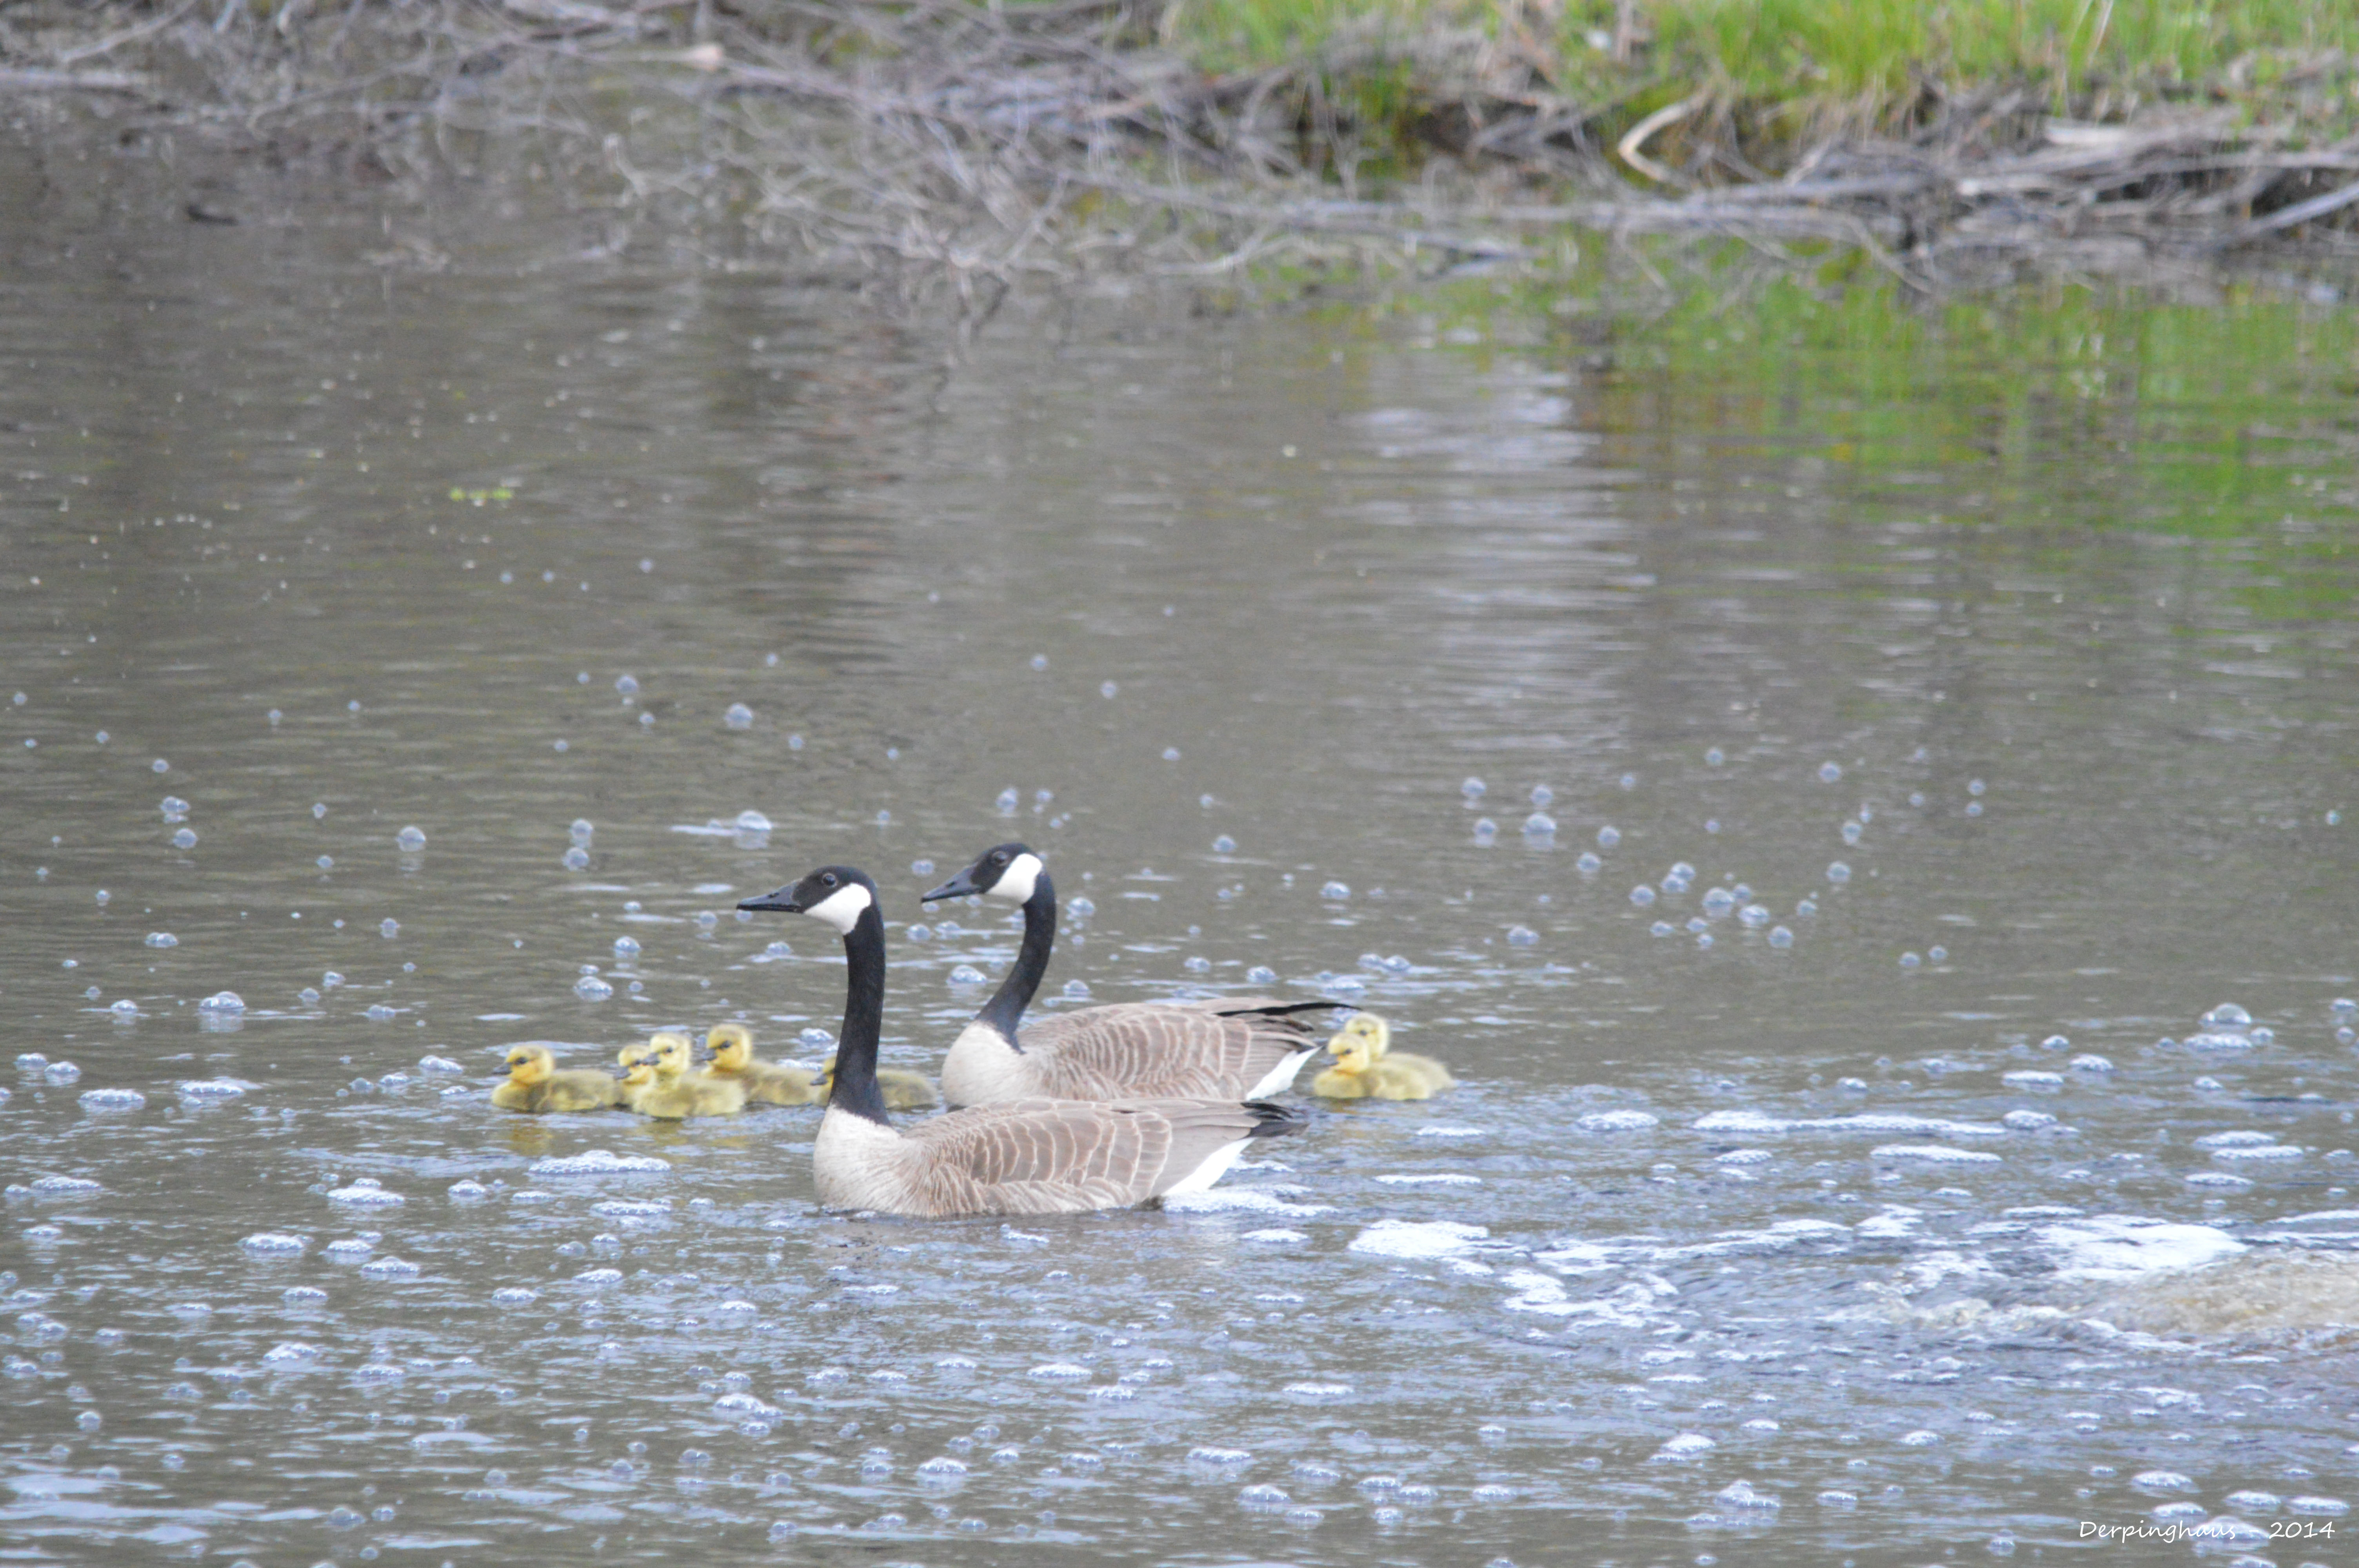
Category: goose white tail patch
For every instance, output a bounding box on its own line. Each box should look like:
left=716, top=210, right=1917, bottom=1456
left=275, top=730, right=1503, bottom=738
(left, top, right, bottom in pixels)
left=989, top=853, right=1044, bottom=903
left=1161, top=1136, right=1251, bottom=1196
left=801, top=882, right=873, bottom=935
left=1247, top=1048, right=1318, bottom=1101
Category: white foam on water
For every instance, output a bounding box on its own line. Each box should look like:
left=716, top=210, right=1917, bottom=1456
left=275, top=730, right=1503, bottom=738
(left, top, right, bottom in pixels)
left=1373, top=1173, right=1483, bottom=1186
left=328, top=1179, right=406, bottom=1207
left=1652, top=1433, right=1716, bottom=1461
left=1576, top=1110, right=1661, bottom=1132
left=175, top=1079, right=249, bottom=1103
left=30, top=1175, right=101, bottom=1197
left=1347, top=1219, right=1491, bottom=1258
left=530, top=1149, right=671, bottom=1176
left=1694, top=1109, right=2008, bottom=1138
left=241, top=1232, right=307, bottom=1254
left=1161, top=1189, right=1331, bottom=1217
left=1872, top=1144, right=2003, bottom=1164
left=1413, top=1125, right=1488, bottom=1140
left=2036, top=1216, right=2247, bottom=1279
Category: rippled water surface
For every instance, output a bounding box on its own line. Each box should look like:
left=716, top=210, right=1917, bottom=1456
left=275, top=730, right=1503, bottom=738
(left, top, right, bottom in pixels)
left=4, top=134, right=2359, bottom=1566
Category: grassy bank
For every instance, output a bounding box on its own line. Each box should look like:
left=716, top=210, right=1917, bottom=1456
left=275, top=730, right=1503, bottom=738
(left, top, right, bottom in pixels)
left=1175, top=0, right=2359, bottom=172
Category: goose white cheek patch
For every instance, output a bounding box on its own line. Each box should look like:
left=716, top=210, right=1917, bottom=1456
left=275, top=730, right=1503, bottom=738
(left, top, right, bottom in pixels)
left=800, top=882, right=873, bottom=934
left=989, top=853, right=1043, bottom=903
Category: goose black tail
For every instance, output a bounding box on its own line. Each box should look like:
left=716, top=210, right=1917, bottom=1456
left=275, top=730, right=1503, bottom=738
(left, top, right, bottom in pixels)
left=1241, top=1100, right=1311, bottom=1139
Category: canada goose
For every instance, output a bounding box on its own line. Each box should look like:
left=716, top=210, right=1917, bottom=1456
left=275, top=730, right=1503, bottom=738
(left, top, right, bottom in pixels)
left=739, top=866, right=1307, bottom=1215
left=815, top=1058, right=940, bottom=1111
left=492, top=1044, right=620, bottom=1112
left=705, top=1023, right=821, bottom=1107
left=919, top=842, right=1338, bottom=1106
left=634, top=1031, right=747, bottom=1120
left=616, top=1042, right=658, bottom=1113
left=1311, top=1013, right=1452, bottom=1100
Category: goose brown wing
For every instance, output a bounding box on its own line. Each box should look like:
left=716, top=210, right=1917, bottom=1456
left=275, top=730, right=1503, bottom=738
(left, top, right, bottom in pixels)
left=901, top=1098, right=1174, bottom=1213
left=1014, top=1002, right=1325, bottom=1100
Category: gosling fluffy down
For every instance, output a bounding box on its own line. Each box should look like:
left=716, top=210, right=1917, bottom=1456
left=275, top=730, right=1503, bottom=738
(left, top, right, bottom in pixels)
left=817, top=1059, right=941, bottom=1112
left=704, top=1023, right=821, bottom=1107
left=1310, top=1013, right=1452, bottom=1100
left=491, top=1044, right=622, bottom=1113
left=634, top=1031, right=747, bottom=1120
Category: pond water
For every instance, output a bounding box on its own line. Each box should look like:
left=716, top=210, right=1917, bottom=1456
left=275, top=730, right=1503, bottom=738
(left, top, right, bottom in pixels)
left=3, top=130, right=2357, bottom=1566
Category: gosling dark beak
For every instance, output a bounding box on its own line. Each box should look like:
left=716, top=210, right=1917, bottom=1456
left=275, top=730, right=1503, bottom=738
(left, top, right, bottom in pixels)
left=738, top=884, right=803, bottom=914
left=921, top=867, right=983, bottom=902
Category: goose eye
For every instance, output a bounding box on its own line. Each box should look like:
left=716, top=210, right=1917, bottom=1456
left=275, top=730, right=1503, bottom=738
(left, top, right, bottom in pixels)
left=821, top=873, right=837, bottom=887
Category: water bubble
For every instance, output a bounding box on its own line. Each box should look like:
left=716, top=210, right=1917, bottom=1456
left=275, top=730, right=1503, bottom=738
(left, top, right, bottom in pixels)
left=242, top=1232, right=307, bottom=1256
left=1597, top=825, right=1619, bottom=848
left=144, top=931, right=179, bottom=949
left=316, top=855, right=334, bottom=871
left=1521, top=813, right=1555, bottom=837
left=1212, top=835, right=1236, bottom=853
left=1529, top=784, right=1553, bottom=807
left=562, top=847, right=590, bottom=870
left=1701, top=887, right=1736, bottom=916
left=1841, top=820, right=1863, bottom=845
left=1965, top=801, right=1982, bottom=817
left=1967, top=778, right=1986, bottom=796
left=153, top=759, right=169, bottom=773
left=1461, top=777, right=1485, bottom=800
left=393, top=825, right=428, bottom=854
left=1183, top=955, right=1211, bottom=973
left=2202, top=1002, right=2253, bottom=1029
left=568, top=819, right=594, bottom=845
left=1629, top=885, right=1656, bottom=906
left=575, top=976, right=614, bottom=1000
left=1928, top=945, right=1947, bottom=962
left=949, top=965, right=987, bottom=986
left=1319, top=881, right=1350, bottom=900
left=613, top=936, right=641, bottom=960
left=1705, top=748, right=1723, bottom=766
left=722, top=703, right=755, bottom=730
left=1100, top=681, right=1118, bottom=699
left=80, top=1088, right=144, bottom=1113
left=1768, top=926, right=1793, bottom=948
left=1473, top=818, right=1497, bottom=843
left=1650, top=921, right=1674, bottom=936
left=171, top=828, right=197, bottom=849
left=1826, top=862, right=1851, bottom=884
left=1247, top=965, right=1277, bottom=985
left=1506, top=926, right=1538, bottom=947
left=160, top=796, right=190, bottom=818
left=109, top=999, right=138, bottom=1019
left=198, top=991, right=245, bottom=1014
left=1738, top=904, right=1769, bottom=928
left=380, top=918, right=400, bottom=938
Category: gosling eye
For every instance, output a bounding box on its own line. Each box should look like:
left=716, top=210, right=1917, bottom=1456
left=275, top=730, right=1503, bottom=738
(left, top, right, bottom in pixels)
left=990, top=851, right=1007, bottom=865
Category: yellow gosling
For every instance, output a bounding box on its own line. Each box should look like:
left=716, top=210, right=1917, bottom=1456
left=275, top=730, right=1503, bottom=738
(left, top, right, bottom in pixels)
left=816, top=1059, right=940, bottom=1112
left=1310, top=1013, right=1451, bottom=1100
left=491, top=1044, right=621, bottom=1112
left=616, top=1042, right=658, bottom=1114
left=636, top=1031, right=747, bottom=1120
left=705, top=1023, right=820, bottom=1107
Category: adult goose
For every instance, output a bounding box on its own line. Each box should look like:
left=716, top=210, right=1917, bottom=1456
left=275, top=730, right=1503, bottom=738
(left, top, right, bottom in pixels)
left=919, top=842, right=1338, bottom=1107
left=739, top=865, right=1307, bottom=1216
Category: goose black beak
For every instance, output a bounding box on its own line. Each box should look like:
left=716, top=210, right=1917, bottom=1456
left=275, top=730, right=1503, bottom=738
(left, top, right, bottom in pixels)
left=921, top=868, right=982, bottom=902
left=738, top=885, right=804, bottom=914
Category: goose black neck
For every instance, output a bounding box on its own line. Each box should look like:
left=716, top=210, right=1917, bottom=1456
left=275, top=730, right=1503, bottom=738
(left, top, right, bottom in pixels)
left=976, top=873, right=1056, bottom=1046
left=829, top=904, right=892, bottom=1127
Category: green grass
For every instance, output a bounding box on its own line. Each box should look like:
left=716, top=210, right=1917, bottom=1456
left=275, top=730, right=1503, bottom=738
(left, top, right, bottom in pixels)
left=1171, top=0, right=2359, bottom=147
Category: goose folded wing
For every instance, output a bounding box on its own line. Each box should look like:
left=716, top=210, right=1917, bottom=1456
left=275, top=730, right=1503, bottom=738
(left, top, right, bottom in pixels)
left=903, top=1100, right=1188, bottom=1212
left=1017, top=1005, right=1317, bottom=1099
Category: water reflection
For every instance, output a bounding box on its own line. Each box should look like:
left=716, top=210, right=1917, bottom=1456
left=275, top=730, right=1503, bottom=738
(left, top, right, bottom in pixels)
left=2, top=131, right=2356, bottom=1564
